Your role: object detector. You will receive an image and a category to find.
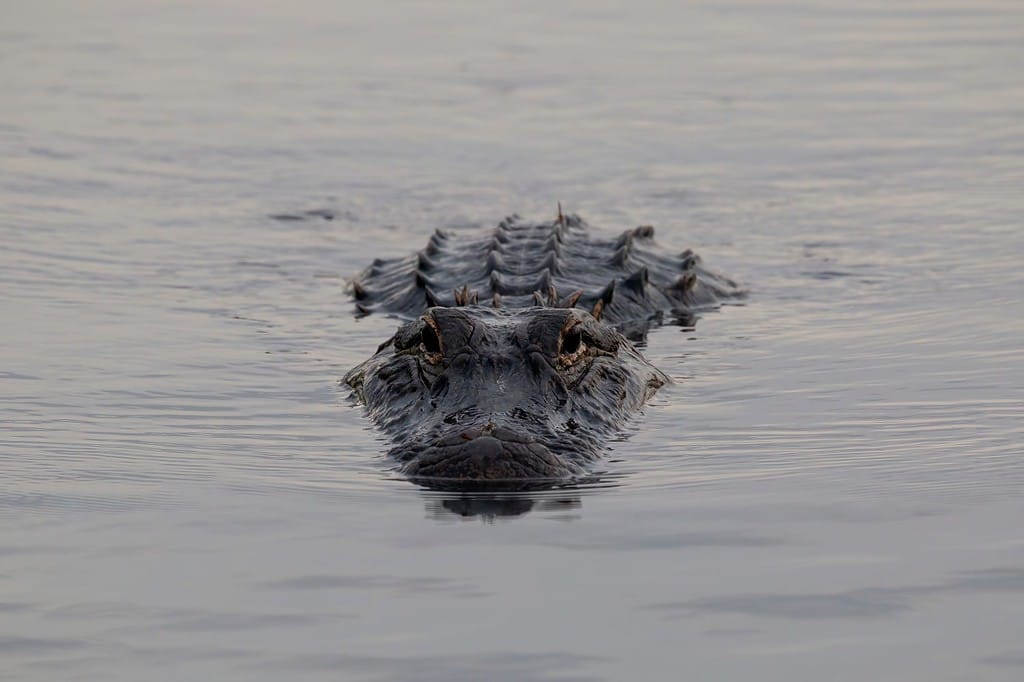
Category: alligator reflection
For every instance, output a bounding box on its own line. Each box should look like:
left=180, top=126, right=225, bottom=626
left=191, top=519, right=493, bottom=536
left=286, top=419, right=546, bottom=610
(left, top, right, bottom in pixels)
left=413, top=476, right=612, bottom=520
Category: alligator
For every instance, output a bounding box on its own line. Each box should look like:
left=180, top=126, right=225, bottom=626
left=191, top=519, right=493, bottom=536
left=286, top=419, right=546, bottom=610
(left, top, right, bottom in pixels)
left=344, top=211, right=743, bottom=483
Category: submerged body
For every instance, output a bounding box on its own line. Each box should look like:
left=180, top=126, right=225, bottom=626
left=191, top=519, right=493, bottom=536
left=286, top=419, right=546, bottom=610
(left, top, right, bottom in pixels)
left=344, top=213, right=743, bottom=482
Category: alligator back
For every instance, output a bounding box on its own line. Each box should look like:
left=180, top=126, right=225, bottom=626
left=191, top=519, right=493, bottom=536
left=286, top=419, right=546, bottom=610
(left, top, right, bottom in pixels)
left=350, top=213, right=744, bottom=336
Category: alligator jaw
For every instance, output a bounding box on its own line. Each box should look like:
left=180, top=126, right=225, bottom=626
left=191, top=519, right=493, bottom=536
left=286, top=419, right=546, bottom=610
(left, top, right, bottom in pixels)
left=392, top=420, right=584, bottom=482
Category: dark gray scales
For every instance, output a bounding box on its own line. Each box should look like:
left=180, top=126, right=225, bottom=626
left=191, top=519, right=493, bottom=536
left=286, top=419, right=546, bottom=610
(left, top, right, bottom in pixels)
left=344, top=212, right=745, bottom=484
left=350, top=213, right=743, bottom=333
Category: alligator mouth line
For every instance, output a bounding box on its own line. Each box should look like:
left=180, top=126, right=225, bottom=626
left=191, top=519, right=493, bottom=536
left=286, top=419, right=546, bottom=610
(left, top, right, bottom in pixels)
left=394, top=422, right=588, bottom=482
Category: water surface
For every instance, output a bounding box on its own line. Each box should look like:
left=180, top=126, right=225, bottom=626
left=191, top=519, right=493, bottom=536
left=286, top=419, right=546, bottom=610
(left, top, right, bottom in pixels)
left=2, top=1, right=1023, bottom=680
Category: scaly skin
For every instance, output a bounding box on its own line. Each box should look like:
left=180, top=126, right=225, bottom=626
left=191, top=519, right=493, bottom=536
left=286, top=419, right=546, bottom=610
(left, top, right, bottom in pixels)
left=344, top=213, right=743, bottom=482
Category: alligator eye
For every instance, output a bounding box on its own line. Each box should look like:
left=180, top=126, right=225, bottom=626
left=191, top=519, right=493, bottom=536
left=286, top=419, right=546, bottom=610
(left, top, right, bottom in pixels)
left=421, top=321, right=442, bottom=355
left=561, top=326, right=582, bottom=355
left=558, top=325, right=586, bottom=366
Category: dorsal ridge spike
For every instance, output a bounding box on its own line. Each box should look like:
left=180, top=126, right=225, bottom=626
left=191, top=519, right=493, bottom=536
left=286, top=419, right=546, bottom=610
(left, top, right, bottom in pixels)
left=623, top=266, right=650, bottom=294
left=485, top=251, right=504, bottom=274
left=561, top=289, right=584, bottom=309
left=680, top=249, right=702, bottom=270
left=488, top=270, right=503, bottom=295
left=552, top=220, right=567, bottom=243
left=535, top=269, right=554, bottom=294
left=486, top=234, right=503, bottom=257
left=598, top=277, right=617, bottom=305
left=544, top=234, right=563, bottom=257
left=610, top=229, right=637, bottom=268
left=424, top=287, right=441, bottom=308
left=424, top=232, right=444, bottom=257
left=675, top=272, right=697, bottom=292
left=453, top=284, right=472, bottom=307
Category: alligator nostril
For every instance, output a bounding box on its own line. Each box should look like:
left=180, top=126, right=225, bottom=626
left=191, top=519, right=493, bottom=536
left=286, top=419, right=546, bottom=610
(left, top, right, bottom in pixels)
left=443, top=413, right=458, bottom=425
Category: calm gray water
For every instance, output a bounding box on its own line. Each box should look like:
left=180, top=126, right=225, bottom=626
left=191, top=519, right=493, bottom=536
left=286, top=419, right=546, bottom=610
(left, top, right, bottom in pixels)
left=2, top=1, right=1023, bottom=680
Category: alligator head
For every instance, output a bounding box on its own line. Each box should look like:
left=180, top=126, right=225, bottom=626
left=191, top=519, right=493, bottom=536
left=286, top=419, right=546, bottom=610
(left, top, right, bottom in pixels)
left=344, top=306, right=668, bottom=482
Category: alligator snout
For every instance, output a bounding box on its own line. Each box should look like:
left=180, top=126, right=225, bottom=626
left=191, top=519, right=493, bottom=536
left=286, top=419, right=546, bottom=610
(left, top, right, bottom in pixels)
left=400, top=425, right=574, bottom=480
